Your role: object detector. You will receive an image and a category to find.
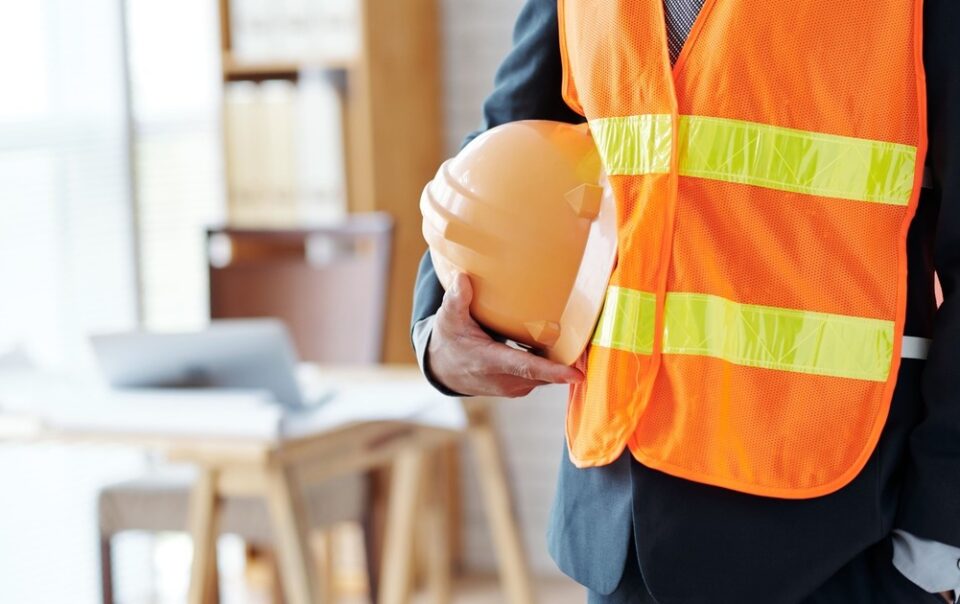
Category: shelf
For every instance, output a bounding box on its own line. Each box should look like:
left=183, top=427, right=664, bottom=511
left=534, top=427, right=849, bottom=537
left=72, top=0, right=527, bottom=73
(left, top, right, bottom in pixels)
left=222, top=53, right=354, bottom=81
left=217, top=0, right=442, bottom=363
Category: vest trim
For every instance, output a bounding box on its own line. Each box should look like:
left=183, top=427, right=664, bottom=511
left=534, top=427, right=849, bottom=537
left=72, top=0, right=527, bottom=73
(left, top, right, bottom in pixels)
left=593, top=286, right=896, bottom=382
left=588, top=114, right=918, bottom=205
left=589, top=114, right=673, bottom=175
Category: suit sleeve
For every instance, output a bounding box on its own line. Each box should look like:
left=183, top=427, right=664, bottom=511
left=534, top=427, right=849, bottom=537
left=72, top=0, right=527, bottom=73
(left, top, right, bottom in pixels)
left=894, top=0, right=960, bottom=549
left=410, top=0, right=584, bottom=388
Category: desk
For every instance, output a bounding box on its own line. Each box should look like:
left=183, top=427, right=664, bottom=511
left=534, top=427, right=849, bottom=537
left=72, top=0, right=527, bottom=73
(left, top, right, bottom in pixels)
left=0, top=365, right=536, bottom=604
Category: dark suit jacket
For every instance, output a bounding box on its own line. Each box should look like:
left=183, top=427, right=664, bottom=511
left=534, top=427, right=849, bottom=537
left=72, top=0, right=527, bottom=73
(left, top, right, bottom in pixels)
left=412, top=1, right=960, bottom=601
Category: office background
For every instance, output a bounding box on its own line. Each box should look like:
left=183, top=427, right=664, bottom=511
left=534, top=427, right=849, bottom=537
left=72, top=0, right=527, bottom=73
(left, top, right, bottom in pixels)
left=0, top=1, right=574, bottom=602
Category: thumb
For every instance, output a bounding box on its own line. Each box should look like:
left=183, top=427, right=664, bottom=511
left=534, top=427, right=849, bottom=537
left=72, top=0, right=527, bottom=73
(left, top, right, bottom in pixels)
left=444, top=272, right=474, bottom=316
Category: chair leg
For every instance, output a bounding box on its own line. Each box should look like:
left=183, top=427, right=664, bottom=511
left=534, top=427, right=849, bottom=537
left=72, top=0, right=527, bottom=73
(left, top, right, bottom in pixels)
left=188, top=468, right=222, bottom=604
left=205, top=540, right=221, bottom=604
left=362, top=474, right=384, bottom=604
left=246, top=544, right=284, bottom=602
left=363, top=521, right=380, bottom=603
left=269, top=551, right=286, bottom=604
left=99, top=536, right=114, bottom=604
left=314, top=530, right=337, bottom=603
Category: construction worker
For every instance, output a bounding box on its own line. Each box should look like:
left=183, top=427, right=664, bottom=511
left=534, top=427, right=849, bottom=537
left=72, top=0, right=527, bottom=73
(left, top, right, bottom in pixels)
left=412, top=0, right=960, bottom=602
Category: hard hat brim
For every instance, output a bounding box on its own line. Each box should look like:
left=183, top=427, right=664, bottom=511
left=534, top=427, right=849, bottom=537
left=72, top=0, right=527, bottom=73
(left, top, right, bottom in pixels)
left=547, top=178, right=617, bottom=365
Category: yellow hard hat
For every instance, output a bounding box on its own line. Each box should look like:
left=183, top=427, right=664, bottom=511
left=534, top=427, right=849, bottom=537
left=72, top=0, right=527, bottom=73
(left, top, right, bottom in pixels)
left=420, top=120, right=617, bottom=365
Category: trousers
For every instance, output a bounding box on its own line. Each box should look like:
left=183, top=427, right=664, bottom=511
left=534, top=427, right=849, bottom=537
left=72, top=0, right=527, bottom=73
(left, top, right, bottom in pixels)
left=589, top=535, right=944, bottom=604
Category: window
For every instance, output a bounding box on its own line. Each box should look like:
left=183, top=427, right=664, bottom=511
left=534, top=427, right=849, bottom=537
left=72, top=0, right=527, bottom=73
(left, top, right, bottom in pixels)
left=126, top=0, right=226, bottom=331
left=0, top=1, right=225, bottom=601
left=0, top=0, right=138, bottom=368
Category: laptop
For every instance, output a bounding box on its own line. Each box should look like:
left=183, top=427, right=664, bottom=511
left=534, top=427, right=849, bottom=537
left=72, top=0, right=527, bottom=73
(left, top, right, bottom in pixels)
left=90, top=319, right=318, bottom=409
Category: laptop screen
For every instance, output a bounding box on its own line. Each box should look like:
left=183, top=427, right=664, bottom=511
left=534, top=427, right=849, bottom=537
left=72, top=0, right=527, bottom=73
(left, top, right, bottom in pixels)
left=90, top=319, right=305, bottom=408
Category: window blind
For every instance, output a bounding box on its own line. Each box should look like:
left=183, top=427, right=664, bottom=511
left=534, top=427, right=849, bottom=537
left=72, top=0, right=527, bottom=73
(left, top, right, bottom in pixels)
left=126, top=0, right=226, bottom=331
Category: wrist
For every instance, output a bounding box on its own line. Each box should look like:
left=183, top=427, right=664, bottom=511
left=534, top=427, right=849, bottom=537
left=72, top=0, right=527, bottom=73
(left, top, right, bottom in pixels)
left=413, top=316, right=464, bottom=397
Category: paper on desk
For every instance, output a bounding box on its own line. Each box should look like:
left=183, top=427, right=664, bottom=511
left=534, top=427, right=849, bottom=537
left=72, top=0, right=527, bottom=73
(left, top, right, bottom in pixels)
left=0, top=367, right=465, bottom=441
left=282, top=382, right=466, bottom=438
left=0, top=373, right=284, bottom=439
left=58, top=390, right=287, bottom=439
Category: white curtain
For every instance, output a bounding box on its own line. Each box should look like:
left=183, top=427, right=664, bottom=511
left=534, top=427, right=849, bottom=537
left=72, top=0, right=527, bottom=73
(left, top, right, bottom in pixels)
left=0, top=0, right=138, bottom=369
left=0, top=2, right=144, bottom=601
left=127, top=0, right=225, bottom=332
left=0, top=0, right=224, bottom=601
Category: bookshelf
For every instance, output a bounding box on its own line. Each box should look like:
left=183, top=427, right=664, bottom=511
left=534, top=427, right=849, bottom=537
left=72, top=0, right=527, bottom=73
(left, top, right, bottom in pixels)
left=222, top=55, right=356, bottom=81
left=216, top=0, right=442, bottom=364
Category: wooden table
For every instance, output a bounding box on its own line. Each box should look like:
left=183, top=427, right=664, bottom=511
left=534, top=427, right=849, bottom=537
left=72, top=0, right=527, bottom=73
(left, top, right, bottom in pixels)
left=0, top=365, right=537, bottom=604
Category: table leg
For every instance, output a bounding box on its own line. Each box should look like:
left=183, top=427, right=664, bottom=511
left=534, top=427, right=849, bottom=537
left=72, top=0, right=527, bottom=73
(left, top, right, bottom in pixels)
left=188, top=468, right=221, bottom=604
left=265, top=463, right=324, bottom=604
left=468, top=406, right=537, bottom=604
left=378, top=450, right=426, bottom=604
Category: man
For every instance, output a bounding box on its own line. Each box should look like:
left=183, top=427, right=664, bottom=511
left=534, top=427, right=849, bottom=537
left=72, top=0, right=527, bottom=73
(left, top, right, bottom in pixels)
left=412, top=1, right=960, bottom=602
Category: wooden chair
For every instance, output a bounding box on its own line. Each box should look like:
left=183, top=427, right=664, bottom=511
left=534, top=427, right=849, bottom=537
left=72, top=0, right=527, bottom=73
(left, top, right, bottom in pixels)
left=97, top=214, right=393, bottom=603
left=205, top=214, right=392, bottom=364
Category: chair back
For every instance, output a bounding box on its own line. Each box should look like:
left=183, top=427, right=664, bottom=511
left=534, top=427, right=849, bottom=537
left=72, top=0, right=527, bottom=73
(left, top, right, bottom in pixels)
left=207, top=213, right=393, bottom=364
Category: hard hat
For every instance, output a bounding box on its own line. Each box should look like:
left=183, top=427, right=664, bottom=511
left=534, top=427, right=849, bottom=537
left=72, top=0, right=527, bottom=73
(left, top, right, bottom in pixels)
left=420, top=120, right=617, bottom=366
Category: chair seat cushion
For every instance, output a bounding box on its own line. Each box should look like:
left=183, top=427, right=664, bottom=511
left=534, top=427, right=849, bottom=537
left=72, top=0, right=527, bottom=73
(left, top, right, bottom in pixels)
left=98, top=467, right=366, bottom=545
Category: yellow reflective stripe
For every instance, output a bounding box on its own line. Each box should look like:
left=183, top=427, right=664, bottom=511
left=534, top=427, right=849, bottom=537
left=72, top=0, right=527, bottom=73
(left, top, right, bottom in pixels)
left=588, top=114, right=917, bottom=205
left=592, top=287, right=895, bottom=382
left=592, top=286, right=657, bottom=354
left=662, top=292, right=895, bottom=381
left=679, top=116, right=917, bottom=205
left=589, top=114, right=672, bottom=175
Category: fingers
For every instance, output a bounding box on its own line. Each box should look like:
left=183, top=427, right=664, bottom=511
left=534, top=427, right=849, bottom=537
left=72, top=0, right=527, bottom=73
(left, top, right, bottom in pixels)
left=491, top=375, right=544, bottom=398
left=510, top=352, right=584, bottom=384
left=430, top=337, right=582, bottom=397
left=480, top=344, right=584, bottom=385
left=432, top=271, right=585, bottom=395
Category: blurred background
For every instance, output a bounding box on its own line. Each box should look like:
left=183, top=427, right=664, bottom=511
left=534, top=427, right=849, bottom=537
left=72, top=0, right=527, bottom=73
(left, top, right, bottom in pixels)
left=0, top=0, right=582, bottom=603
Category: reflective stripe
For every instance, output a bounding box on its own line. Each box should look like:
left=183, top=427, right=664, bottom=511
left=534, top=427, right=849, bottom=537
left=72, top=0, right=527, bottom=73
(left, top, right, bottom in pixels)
left=589, top=114, right=918, bottom=205
left=591, top=287, right=657, bottom=354
left=900, top=335, right=931, bottom=360
left=680, top=116, right=917, bottom=205
left=589, top=114, right=672, bottom=175
left=593, top=287, right=895, bottom=382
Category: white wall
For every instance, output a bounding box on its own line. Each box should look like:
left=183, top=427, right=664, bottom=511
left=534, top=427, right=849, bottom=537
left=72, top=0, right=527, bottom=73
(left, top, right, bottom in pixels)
left=440, top=0, right=524, bottom=154
left=439, top=0, right=572, bottom=576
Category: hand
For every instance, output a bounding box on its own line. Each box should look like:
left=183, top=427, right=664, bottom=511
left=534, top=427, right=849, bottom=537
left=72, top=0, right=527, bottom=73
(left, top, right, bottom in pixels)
left=427, top=273, right=584, bottom=397
left=942, top=592, right=954, bottom=603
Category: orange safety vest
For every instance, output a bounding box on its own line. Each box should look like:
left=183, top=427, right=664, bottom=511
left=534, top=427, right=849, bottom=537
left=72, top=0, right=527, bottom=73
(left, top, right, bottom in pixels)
left=560, top=0, right=927, bottom=498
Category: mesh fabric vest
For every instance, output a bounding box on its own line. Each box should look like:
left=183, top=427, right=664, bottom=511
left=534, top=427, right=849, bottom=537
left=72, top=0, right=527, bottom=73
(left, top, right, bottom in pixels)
left=559, top=0, right=928, bottom=498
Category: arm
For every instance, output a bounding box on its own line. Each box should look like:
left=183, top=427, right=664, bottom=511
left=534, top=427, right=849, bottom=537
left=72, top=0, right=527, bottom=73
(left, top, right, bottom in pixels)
left=411, top=0, right=583, bottom=394
left=897, top=0, right=960, bottom=548
left=892, top=0, right=960, bottom=598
